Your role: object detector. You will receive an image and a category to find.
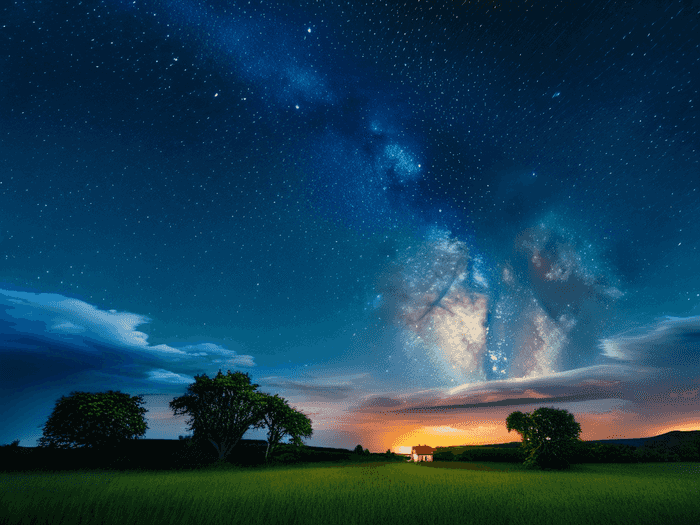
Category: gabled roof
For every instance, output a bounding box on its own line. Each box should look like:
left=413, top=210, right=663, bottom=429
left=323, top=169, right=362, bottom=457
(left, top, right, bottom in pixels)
left=411, top=445, right=436, bottom=455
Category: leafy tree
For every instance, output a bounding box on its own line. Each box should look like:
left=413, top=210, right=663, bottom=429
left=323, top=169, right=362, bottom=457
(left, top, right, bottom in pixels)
left=37, top=391, right=148, bottom=450
left=285, top=406, right=313, bottom=446
left=260, top=393, right=313, bottom=461
left=506, top=406, right=582, bottom=470
left=169, top=369, right=266, bottom=462
left=353, top=444, right=365, bottom=454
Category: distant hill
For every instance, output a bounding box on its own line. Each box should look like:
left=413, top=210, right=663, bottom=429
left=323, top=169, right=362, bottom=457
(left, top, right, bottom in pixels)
left=470, top=430, right=700, bottom=449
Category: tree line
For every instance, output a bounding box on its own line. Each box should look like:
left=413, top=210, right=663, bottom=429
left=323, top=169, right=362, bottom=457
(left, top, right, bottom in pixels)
left=8, top=387, right=698, bottom=471
left=430, top=407, right=700, bottom=468
left=32, top=369, right=312, bottom=464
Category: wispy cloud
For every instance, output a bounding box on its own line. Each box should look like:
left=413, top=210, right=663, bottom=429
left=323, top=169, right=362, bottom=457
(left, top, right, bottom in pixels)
left=0, top=288, right=256, bottom=386
left=260, top=373, right=369, bottom=401
left=329, top=313, right=700, bottom=450
left=599, top=315, right=700, bottom=367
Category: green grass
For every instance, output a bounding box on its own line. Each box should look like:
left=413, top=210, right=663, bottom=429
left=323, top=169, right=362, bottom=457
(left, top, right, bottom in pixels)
left=1, top=461, right=698, bottom=525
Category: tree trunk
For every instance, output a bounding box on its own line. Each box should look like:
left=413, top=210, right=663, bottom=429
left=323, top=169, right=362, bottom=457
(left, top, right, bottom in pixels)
left=208, top=437, right=236, bottom=461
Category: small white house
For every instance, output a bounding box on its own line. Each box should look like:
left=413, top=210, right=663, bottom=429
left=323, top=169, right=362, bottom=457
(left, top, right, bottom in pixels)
left=411, top=444, right=436, bottom=462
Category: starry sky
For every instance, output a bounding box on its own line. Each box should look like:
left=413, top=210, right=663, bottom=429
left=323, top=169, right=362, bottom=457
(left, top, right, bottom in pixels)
left=1, top=0, right=699, bottom=453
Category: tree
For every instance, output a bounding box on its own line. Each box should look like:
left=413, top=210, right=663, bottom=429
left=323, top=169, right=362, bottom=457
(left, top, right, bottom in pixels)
left=281, top=406, right=312, bottom=449
left=260, top=393, right=313, bottom=461
left=37, top=390, right=148, bottom=450
left=169, top=369, right=266, bottom=462
left=506, top=406, right=582, bottom=470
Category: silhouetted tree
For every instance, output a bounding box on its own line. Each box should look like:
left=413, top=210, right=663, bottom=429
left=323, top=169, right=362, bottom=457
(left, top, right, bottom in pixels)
left=260, top=393, right=313, bottom=461
left=169, top=369, right=266, bottom=462
left=506, top=406, right=582, bottom=470
left=38, top=391, right=148, bottom=450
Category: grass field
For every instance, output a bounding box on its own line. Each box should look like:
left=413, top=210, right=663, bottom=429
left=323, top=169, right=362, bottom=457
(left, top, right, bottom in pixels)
left=1, top=461, right=698, bottom=525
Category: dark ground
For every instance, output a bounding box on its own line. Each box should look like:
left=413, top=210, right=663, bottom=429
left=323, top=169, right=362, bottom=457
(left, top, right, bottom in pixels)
left=2, top=430, right=698, bottom=472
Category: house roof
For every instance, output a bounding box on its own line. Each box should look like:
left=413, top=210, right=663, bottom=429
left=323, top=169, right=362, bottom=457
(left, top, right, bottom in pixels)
left=411, top=445, right=436, bottom=455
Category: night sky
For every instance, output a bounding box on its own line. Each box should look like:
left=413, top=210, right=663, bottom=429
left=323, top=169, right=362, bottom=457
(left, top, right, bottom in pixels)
left=1, top=0, right=699, bottom=453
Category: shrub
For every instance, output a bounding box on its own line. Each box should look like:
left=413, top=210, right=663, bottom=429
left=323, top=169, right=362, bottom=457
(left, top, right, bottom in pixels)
left=568, top=442, right=638, bottom=464
left=273, top=452, right=301, bottom=464
left=458, top=447, right=523, bottom=463
left=635, top=443, right=680, bottom=463
left=433, top=450, right=456, bottom=462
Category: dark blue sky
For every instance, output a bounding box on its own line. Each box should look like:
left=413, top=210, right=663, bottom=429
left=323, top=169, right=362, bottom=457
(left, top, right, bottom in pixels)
left=1, top=0, right=699, bottom=452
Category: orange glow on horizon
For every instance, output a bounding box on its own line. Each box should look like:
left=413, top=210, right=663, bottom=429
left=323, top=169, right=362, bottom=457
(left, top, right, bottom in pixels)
left=389, top=423, right=516, bottom=452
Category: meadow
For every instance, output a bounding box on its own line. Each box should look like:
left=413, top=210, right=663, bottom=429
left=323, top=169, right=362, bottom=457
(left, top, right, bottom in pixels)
left=1, top=460, right=698, bottom=525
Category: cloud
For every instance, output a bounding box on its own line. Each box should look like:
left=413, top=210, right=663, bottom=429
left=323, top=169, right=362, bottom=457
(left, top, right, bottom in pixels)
left=600, top=315, right=700, bottom=368
left=179, top=343, right=256, bottom=367
left=0, top=288, right=256, bottom=387
left=226, top=354, right=256, bottom=367
left=260, top=373, right=371, bottom=401
left=147, top=369, right=194, bottom=384
left=260, top=378, right=354, bottom=401
left=344, top=363, right=652, bottom=418
left=330, top=313, right=700, bottom=449
left=1, top=289, right=156, bottom=348
left=50, top=321, right=85, bottom=333
left=427, top=425, right=472, bottom=434
left=355, top=396, right=404, bottom=410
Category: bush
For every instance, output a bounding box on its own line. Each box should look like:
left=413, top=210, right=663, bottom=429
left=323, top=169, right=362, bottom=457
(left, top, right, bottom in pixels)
left=458, top=447, right=524, bottom=463
left=273, top=452, right=302, bottom=464
left=635, top=442, right=681, bottom=463
left=677, top=440, right=700, bottom=461
left=567, top=439, right=700, bottom=464
left=433, top=450, right=456, bottom=462
left=568, top=442, right=638, bottom=464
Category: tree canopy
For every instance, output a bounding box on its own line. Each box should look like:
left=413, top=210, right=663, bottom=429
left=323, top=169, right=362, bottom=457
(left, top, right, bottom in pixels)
left=506, top=406, right=582, bottom=469
left=38, top=390, right=148, bottom=450
left=169, top=369, right=267, bottom=461
left=353, top=444, right=370, bottom=455
left=260, top=393, right=313, bottom=461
